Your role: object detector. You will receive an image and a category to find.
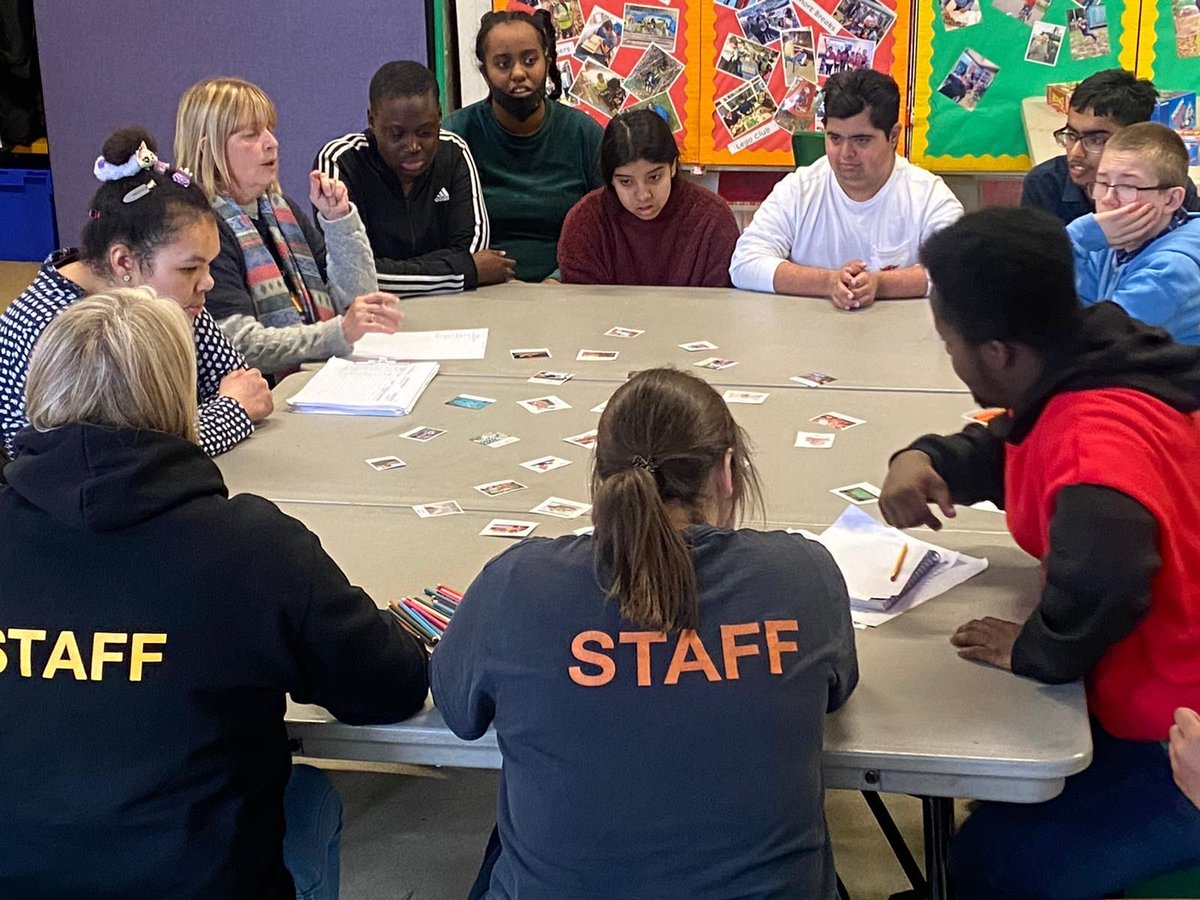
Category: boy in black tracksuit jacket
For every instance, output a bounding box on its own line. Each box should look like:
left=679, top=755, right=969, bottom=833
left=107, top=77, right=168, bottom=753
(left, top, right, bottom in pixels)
left=316, top=129, right=491, bottom=296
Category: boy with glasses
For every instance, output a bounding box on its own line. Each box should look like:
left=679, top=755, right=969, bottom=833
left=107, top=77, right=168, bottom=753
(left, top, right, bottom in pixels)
left=1021, top=68, right=1200, bottom=225
left=1068, top=122, right=1200, bottom=344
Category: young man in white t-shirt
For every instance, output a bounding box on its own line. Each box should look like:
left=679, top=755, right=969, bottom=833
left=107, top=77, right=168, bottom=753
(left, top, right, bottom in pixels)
left=730, top=69, right=963, bottom=309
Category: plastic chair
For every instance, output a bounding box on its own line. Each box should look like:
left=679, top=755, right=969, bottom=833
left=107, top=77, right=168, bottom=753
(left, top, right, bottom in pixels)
left=792, top=131, right=825, bottom=167
left=1124, top=866, right=1200, bottom=898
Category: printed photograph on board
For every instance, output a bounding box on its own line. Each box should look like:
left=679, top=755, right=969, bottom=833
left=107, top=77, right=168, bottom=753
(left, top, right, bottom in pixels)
left=623, top=4, right=680, bottom=51
left=717, top=33, right=782, bottom=81
left=816, top=34, right=876, bottom=80
left=936, top=47, right=1000, bottom=110
left=716, top=77, right=779, bottom=140
left=781, top=27, right=817, bottom=83
left=831, top=0, right=896, bottom=41
left=1066, top=3, right=1110, bottom=59
left=775, top=77, right=821, bottom=132
left=570, top=59, right=629, bottom=116
left=575, top=7, right=624, bottom=67
left=624, top=43, right=685, bottom=98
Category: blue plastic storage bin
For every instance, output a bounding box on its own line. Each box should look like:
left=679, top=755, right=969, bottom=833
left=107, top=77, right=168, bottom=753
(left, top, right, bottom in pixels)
left=0, top=168, right=58, bottom=262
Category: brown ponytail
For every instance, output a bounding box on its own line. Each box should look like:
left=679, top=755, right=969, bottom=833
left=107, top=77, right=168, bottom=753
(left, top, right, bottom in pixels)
left=591, top=368, right=763, bottom=633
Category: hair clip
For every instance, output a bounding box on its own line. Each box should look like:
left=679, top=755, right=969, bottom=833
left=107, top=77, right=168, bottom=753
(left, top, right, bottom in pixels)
left=93, top=140, right=160, bottom=183
left=123, top=180, right=156, bottom=203
left=631, top=454, right=658, bottom=473
left=171, top=170, right=192, bottom=188
left=87, top=208, right=102, bottom=220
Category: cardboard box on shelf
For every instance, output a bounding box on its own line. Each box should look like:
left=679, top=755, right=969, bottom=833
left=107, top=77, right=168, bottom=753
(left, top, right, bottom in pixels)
left=1045, top=82, right=1079, bottom=115
left=1151, top=91, right=1197, bottom=133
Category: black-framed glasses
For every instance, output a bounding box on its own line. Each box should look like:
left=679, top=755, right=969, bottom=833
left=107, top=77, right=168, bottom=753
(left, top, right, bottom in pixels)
left=1052, top=126, right=1112, bottom=152
left=1087, top=180, right=1176, bottom=203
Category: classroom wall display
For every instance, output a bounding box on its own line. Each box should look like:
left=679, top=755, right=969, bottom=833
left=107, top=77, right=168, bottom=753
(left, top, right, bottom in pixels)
left=910, top=0, right=1138, bottom=170
left=699, top=0, right=912, bottom=163
left=1138, top=0, right=1200, bottom=94
left=508, top=0, right=699, bottom=159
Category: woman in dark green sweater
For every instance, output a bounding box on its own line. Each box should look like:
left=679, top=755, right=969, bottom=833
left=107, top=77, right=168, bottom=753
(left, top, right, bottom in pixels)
left=445, top=9, right=603, bottom=282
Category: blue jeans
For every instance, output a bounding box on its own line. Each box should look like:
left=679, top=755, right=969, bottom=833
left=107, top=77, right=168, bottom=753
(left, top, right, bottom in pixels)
left=950, top=721, right=1200, bottom=899
left=283, top=764, right=343, bottom=900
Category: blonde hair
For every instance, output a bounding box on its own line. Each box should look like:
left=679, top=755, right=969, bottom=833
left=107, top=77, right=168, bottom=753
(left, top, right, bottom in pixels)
left=25, top=287, right=199, bottom=444
left=175, top=76, right=279, bottom=199
left=1105, top=122, right=1190, bottom=188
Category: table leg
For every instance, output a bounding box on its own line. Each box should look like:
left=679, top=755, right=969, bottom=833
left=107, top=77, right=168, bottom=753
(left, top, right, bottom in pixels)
left=922, top=795, right=955, bottom=900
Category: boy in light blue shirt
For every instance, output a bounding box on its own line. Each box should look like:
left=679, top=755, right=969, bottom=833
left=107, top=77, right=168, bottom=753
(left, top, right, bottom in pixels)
left=1068, top=122, right=1200, bottom=345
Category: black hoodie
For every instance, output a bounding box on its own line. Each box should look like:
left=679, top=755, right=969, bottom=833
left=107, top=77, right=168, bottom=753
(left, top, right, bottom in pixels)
left=0, top=425, right=428, bottom=899
left=901, top=302, right=1200, bottom=686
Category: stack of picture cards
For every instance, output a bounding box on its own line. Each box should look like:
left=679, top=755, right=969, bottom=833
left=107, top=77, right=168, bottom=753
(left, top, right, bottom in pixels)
left=286, top=358, right=439, bottom=417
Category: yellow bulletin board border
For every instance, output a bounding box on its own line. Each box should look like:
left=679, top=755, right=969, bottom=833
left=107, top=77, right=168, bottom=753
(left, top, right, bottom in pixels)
left=909, top=0, right=1141, bottom=173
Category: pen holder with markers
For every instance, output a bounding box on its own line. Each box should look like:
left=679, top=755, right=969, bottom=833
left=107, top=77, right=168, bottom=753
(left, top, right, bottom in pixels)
left=387, top=586, right=462, bottom=647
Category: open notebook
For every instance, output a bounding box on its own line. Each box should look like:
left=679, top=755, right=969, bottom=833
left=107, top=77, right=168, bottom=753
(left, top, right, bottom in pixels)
left=807, top=506, right=989, bottom=627
left=286, top=358, right=439, bottom=416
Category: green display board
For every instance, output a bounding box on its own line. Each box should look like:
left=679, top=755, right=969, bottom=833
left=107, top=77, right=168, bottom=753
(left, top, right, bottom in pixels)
left=1143, top=0, right=1200, bottom=92
left=911, top=0, right=1140, bottom=170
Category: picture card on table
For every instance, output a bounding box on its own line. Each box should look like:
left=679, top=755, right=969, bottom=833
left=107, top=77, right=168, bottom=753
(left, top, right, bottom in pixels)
left=446, top=393, right=496, bottom=410
left=474, top=479, right=528, bottom=496
left=365, top=455, right=407, bottom=471
left=413, top=500, right=464, bottom=518
left=399, top=425, right=446, bottom=442
left=480, top=518, right=539, bottom=538
left=521, top=455, right=573, bottom=473
left=830, top=482, right=881, bottom=505
left=531, top=496, right=593, bottom=519
left=518, top=395, right=572, bottom=414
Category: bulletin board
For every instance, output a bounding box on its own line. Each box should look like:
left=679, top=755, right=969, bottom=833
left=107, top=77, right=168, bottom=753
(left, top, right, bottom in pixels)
left=511, top=0, right=1196, bottom=172
left=1136, top=0, right=1200, bottom=91
left=515, top=0, right=908, bottom=166
left=909, top=0, right=1139, bottom=171
left=698, top=0, right=911, bottom=164
left=521, top=0, right=702, bottom=159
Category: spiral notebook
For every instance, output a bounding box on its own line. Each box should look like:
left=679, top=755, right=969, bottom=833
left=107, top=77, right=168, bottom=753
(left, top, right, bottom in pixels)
left=286, top=358, right=439, bottom=416
left=815, top=506, right=986, bottom=620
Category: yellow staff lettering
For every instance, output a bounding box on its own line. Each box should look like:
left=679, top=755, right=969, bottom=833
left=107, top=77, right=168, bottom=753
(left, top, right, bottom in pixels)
left=664, top=630, right=721, bottom=684
left=569, top=631, right=616, bottom=686
left=618, top=631, right=667, bottom=687
left=42, top=631, right=87, bottom=680
left=130, top=634, right=167, bottom=682
left=720, top=622, right=762, bottom=680
left=90, top=633, right=128, bottom=681
left=8, top=628, right=47, bottom=677
left=0, top=630, right=6, bottom=675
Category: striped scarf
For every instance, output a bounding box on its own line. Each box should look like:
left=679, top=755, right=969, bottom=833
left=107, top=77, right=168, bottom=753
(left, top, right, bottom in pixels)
left=211, top=193, right=335, bottom=327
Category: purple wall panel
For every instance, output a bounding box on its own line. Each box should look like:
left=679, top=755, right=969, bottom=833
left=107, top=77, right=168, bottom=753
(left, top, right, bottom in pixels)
left=34, top=0, right=427, bottom=245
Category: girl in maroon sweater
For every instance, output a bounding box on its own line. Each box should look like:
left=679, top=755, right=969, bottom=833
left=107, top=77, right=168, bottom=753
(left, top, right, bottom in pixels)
left=558, top=109, right=740, bottom=287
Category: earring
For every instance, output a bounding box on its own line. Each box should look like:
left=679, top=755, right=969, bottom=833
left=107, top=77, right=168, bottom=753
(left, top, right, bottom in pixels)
left=123, top=274, right=132, bottom=283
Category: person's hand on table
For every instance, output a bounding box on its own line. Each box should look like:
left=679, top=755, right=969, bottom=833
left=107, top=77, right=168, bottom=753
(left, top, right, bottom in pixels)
left=542, top=276, right=561, bottom=284
left=831, top=260, right=878, bottom=310
left=1170, top=707, right=1200, bottom=809
left=880, top=450, right=957, bottom=531
left=220, top=367, right=274, bottom=422
left=309, top=170, right=351, bottom=221
left=950, top=617, right=1021, bottom=670
left=342, top=291, right=403, bottom=344
left=473, top=248, right=516, bottom=285
left=1095, top=202, right=1160, bottom=251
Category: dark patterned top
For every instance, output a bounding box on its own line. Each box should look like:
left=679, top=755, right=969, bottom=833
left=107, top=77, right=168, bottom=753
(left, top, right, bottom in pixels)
left=0, top=251, right=254, bottom=457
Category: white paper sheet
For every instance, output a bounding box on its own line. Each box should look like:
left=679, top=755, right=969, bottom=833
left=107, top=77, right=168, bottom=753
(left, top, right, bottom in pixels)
left=353, top=328, right=489, bottom=360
